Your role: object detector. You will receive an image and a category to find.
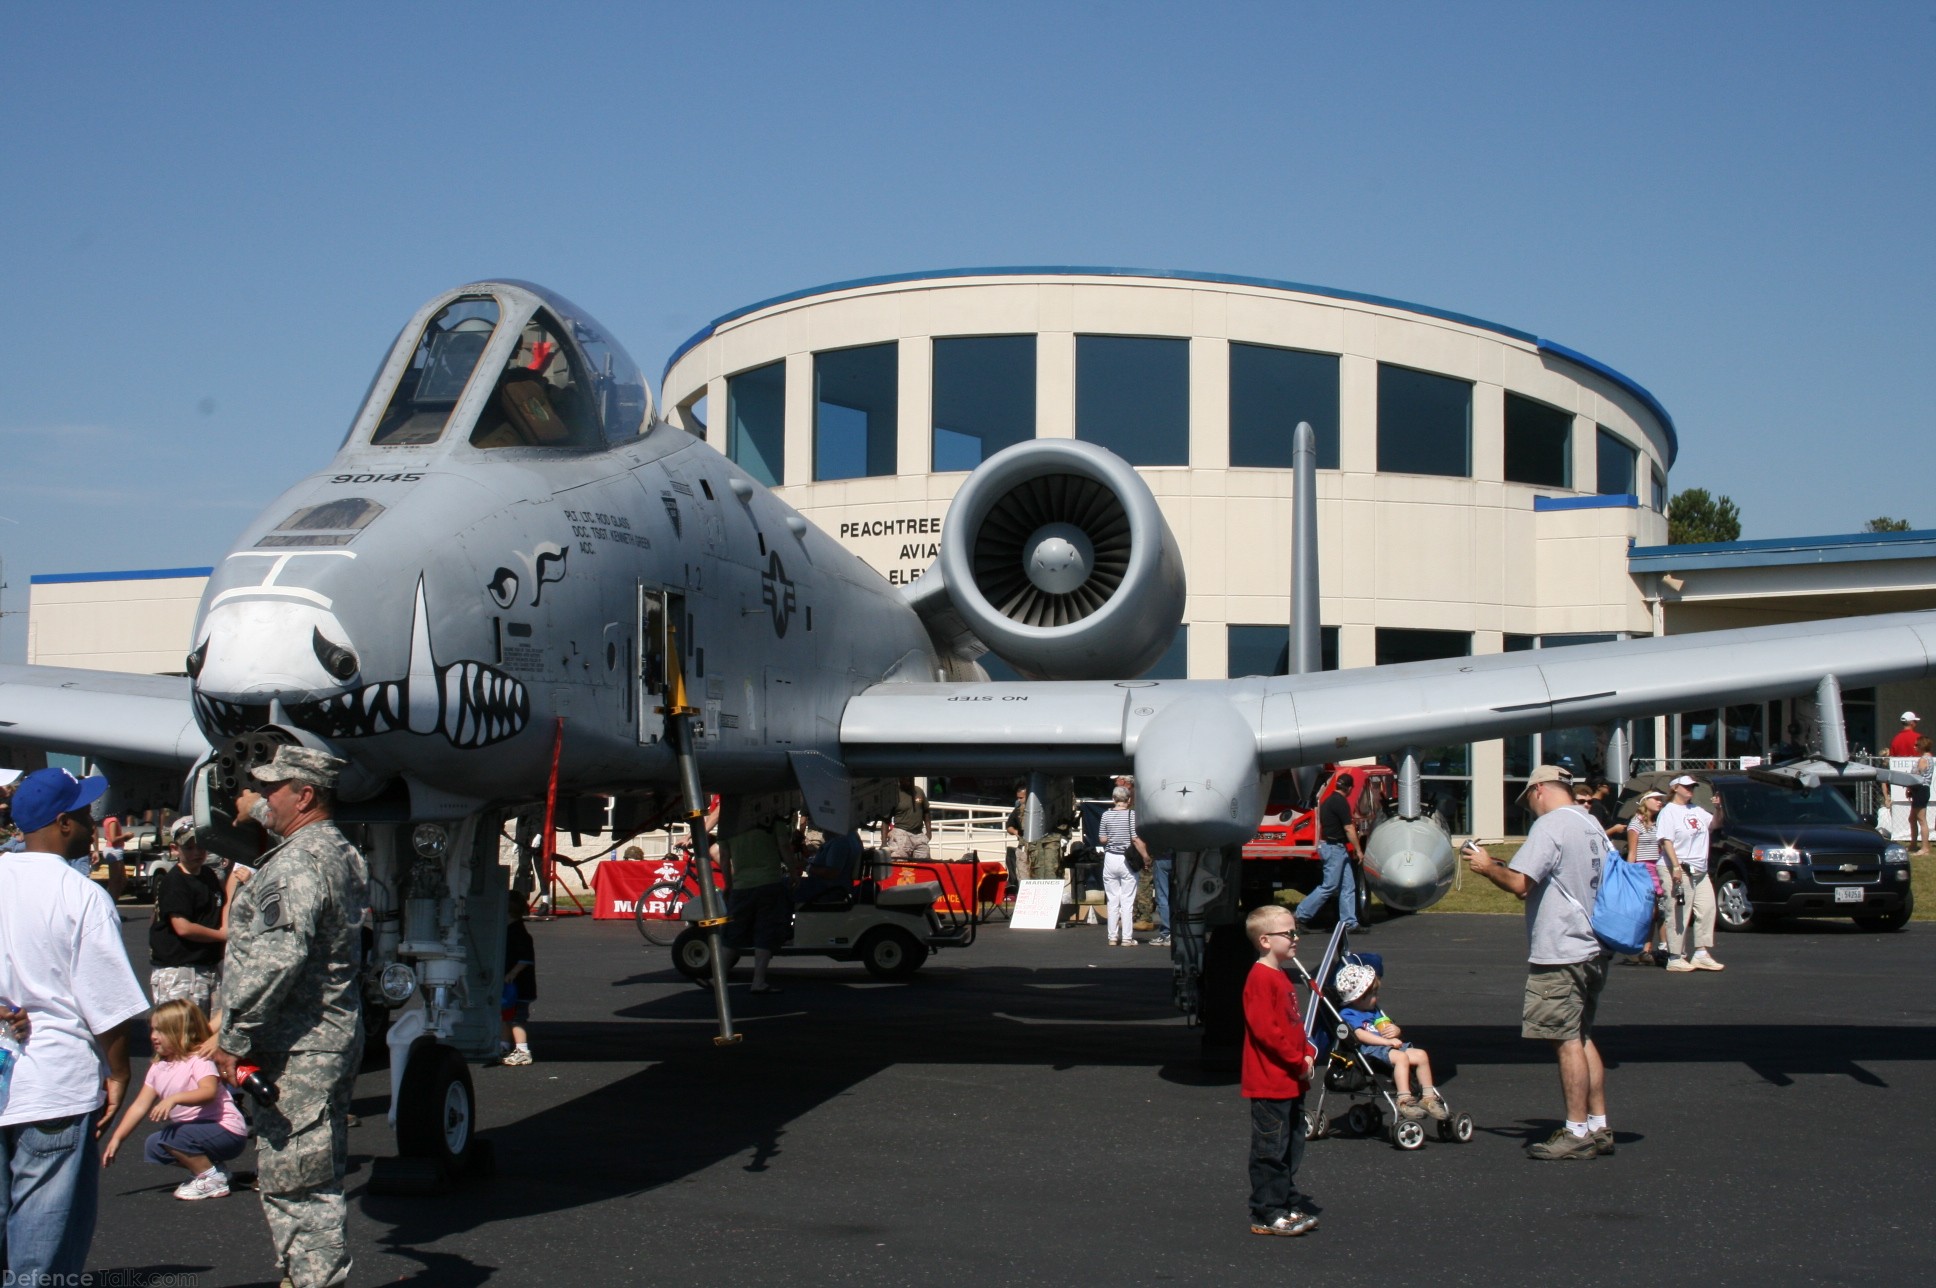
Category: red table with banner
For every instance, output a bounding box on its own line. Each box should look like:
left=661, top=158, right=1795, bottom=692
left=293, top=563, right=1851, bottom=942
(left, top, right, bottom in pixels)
left=593, top=858, right=692, bottom=921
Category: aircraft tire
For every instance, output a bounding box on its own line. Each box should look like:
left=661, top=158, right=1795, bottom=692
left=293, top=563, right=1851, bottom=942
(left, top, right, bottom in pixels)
left=395, top=1042, right=476, bottom=1175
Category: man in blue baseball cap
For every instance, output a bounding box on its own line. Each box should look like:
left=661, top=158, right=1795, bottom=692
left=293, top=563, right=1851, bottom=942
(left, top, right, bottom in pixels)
left=9, top=768, right=110, bottom=876
left=0, top=766, right=148, bottom=1277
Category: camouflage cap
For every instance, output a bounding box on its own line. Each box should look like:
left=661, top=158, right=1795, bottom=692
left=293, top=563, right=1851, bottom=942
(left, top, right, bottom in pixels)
left=251, top=745, right=347, bottom=790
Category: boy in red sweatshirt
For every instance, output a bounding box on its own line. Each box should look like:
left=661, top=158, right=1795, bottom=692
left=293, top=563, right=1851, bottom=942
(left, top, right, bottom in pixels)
left=1242, top=903, right=1317, bottom=1237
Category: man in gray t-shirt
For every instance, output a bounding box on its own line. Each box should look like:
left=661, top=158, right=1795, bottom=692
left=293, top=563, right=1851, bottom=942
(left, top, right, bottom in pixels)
left=1465, top=764, right=1612, bottom=1162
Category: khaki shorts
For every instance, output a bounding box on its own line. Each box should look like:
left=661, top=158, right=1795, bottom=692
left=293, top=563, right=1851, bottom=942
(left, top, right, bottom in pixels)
left=1522, top=957, right=1608, bottom=1041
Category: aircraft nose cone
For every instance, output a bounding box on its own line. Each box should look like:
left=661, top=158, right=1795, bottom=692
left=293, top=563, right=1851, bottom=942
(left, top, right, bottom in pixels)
left=196, top=601, right=355, bottom=698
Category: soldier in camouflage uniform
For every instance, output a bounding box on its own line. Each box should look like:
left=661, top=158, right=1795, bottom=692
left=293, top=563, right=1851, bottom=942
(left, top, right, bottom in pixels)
left=215, top=746, right=369, bottom=1288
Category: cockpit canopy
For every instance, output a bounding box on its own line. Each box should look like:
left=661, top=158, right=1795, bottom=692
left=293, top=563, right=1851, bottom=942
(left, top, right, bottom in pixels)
left=356, top=281, right=652, bottom=451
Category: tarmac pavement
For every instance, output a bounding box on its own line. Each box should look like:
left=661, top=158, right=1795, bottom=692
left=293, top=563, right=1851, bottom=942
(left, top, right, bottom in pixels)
left=85, top=907, right=1936, bottom=1286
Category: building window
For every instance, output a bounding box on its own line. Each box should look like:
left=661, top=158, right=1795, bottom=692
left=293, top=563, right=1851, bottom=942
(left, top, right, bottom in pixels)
left=815, top=343, right=898, bottom=481
left=1596, top=426, right=1638, bottom=497
left=726, top=360, right=785, bottom=487
left=1076, top=335, right=1189, bottom=466
left=932, top=335, right=1035, bottom=471
left=1229, top=343, right=1340, bottom=469
left=1376, top=628, right=1473, bottom=831
left=1503, top=393, right=1571, bottom=487
left=1226, top=624, right=1340, bottom=677
left=1650, top=466, right=1667, bottom=512
left=1142, top=624, right=1190, bottom=679
left=1377, top=364, right=1471, bottom=477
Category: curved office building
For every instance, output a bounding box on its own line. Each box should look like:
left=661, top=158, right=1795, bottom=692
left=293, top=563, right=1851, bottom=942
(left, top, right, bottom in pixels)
left=661, top=268, right=1677, bottom=836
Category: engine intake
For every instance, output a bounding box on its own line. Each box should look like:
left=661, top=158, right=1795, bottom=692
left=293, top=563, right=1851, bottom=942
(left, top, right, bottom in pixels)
left=938, top=440, right=1185, bottom=680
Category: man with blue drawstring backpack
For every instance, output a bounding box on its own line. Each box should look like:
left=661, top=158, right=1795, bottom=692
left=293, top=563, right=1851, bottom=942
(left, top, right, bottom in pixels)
left=1464, top=764, right=1616, bottom=1161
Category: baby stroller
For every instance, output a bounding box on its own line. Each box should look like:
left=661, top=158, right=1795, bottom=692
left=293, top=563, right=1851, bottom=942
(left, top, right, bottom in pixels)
left=1293, top=943, right=1474, bottom=1151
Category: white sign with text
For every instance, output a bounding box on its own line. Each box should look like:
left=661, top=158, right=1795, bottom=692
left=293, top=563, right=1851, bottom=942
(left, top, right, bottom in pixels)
left=1009, top=879, right=1066, bottom=931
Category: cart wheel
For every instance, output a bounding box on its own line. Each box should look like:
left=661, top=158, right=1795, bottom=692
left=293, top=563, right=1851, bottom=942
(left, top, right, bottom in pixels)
left=1452, top=1111, right=1474, bottom=1143
left=1345, top=1104, right=1376, bottom=1137
left=1437, top=1116, right=1457, bottom=1142
left=671, top=925, right=740, bottom=984
left=1393, top=1119, right=1426, bottom=1151
left=859, top=927, right=928, bottom=981
left=1302, top=1109, right=1325, bottom=1141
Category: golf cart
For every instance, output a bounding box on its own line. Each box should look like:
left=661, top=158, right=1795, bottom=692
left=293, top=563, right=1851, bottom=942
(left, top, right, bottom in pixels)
left=669, top=857, right=977, bottom=983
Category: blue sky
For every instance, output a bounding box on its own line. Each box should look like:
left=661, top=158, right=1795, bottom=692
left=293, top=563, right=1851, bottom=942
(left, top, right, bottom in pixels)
left=4, top=2, right=1933, bottom=660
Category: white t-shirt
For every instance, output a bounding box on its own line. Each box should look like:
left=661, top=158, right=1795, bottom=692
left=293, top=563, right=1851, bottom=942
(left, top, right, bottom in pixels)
left=1657, top=802, right=1714, bottom=874
left=0, top=851, right=150, bottom=1126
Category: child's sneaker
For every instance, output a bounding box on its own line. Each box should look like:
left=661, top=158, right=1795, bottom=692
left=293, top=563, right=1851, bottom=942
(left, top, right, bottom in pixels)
left=1396, top=1093, right=1426, bottom=1120
left=1421, top=1088, right=1450, bottom=1120
left=174, top=1168, right=230, bottom=1200
left=1593, top=1127, right=1616, bottom=1156
left=501, top=1047, right=533, bottom=1066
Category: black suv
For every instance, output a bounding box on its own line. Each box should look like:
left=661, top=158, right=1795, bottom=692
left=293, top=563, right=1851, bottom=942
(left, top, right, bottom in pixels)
left=1707, top=774, right=1913, bottom=932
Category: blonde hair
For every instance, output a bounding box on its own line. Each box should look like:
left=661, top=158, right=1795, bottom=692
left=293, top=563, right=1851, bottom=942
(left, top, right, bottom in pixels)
left=1244, top=904, right=1294, bottom=942
left=150, top=997, right=213, bottom=1061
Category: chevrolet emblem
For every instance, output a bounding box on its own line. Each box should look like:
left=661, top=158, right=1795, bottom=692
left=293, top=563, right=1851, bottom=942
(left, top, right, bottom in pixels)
left=1839, top=863, right=1858, bottom=872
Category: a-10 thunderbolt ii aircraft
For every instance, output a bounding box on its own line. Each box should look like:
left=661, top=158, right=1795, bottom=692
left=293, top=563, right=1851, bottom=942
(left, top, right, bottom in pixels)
left=2, top=279, right=1931, bottom=1177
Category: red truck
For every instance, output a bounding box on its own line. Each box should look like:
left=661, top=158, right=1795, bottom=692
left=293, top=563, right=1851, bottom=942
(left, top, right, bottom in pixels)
left=1239, top=764, right=1394, bottom=900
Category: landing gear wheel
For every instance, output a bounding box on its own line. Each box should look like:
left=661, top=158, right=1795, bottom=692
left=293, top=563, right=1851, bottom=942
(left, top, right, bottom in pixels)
left=1392, top=1119, right=1426, bottom=1151
left=1345, top=1103, right=1377, bottom=1137
left=671, top=925, right=740, bottom=984
left=1440, top=1111, right=1475, bottom=1143
left=1302, top=1109, right=1326, bottom=1141
left=395, top=1043, right=475, bottom=1175
left=859, top=927, right=928, bottom=981
left=636, top=882, right=688, bottom=947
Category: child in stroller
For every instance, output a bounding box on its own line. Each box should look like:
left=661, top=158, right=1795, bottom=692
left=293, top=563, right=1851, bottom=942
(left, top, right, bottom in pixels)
left=1336, top=962, right=1446, bottom=1122
left=1297, top=950, right=1474, bottom=1150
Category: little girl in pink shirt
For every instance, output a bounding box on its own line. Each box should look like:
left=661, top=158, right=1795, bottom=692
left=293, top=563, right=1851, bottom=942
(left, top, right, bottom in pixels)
left=103, top=998, right=248, bottom=1200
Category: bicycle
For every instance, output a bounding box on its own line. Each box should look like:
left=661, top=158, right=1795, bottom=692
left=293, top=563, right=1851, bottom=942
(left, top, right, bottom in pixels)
left=635, top=844, right=707, bottom=947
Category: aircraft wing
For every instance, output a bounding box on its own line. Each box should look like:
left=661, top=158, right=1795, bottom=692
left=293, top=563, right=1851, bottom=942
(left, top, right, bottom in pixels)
left=842, top=610, right=1936, bottom=847
left=0, top=664, right=209, bottom=770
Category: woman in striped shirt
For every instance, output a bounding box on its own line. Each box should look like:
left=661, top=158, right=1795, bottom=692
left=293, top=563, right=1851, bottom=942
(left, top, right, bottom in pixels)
left=1098, top=786, right=1150, bottom=946
left=1626, top=789, right=1668, bottom=965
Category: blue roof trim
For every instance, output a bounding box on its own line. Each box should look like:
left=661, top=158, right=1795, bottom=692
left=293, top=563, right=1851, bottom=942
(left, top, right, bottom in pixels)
left=1532, top=338, right=1677, bottom=464
left=1534, top=493, right=1638, bottom=512
left=30, top=567, right=214, bottom=585
left=661, top=266, right=1676, bottom=464
left=1629, top=528, right=1936, bottom=573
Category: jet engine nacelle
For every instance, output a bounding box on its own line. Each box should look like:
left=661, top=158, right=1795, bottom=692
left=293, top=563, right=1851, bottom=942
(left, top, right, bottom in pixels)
left=1361, top=816, right=1458, bottom=912
left=936, top=440, right=1185, bottom=681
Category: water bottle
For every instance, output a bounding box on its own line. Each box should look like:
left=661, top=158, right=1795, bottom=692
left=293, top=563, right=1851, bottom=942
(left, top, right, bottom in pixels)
left=0, top=1009, right=22, bottom=1108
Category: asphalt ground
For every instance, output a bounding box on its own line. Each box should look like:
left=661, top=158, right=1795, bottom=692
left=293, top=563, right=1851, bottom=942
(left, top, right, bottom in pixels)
left=83, top=906, right=1936, bottom=1287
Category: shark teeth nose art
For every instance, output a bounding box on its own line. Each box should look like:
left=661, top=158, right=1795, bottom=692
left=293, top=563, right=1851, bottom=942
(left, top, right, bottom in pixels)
left=197, top=576, right=529, bottom=749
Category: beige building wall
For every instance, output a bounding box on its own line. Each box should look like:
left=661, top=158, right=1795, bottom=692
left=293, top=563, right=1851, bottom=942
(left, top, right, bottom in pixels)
left=27, top=572, right=208, bottom=674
